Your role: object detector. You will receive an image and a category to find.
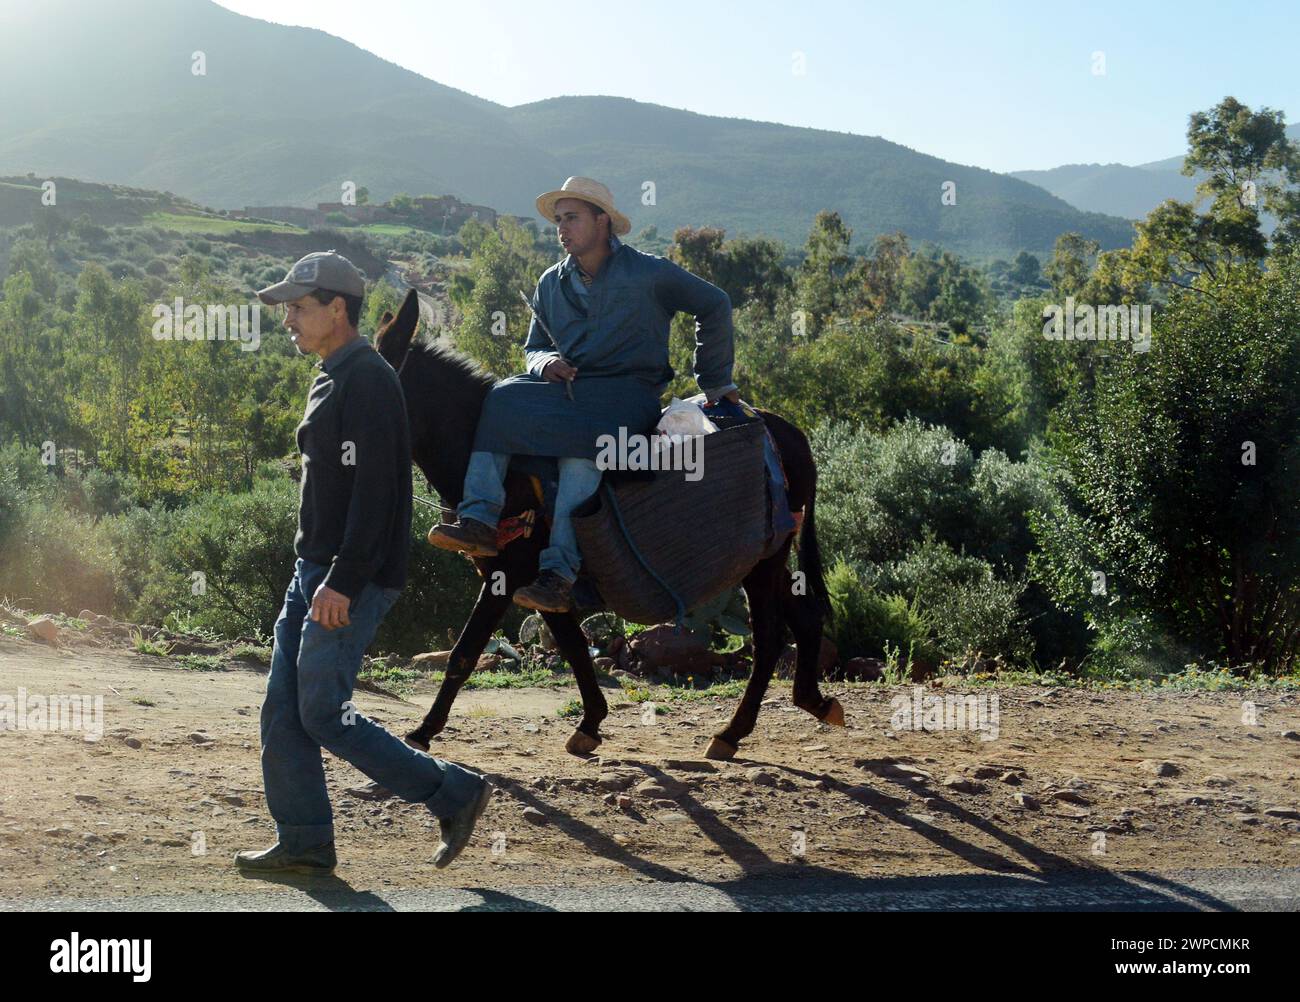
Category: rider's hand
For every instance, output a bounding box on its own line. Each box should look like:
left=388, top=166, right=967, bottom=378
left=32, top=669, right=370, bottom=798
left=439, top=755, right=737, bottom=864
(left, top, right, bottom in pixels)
left=310, top=584, right=352, bottom=631
left=543, top=358, right=578, bottom=385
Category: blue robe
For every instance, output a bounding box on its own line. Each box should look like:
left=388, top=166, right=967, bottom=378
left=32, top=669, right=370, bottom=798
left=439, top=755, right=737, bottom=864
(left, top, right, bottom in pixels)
left=472, top=237, right=737, bottom=460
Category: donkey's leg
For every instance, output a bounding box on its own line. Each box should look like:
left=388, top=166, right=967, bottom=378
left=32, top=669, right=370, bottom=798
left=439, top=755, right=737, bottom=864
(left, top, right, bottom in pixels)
left=784, top=580, right=843, bottom=726
left=541, top=610, right=609, bottom=756
left=706, top=561, right=787, bottom=761
left=405, top=584, right=512, bottom=750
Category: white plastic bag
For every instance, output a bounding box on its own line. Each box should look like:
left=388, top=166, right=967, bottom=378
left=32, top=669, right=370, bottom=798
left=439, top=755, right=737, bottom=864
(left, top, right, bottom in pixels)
left=654, top=397, right=717, bottom=467
left=655, top=397, right=718, bottom=437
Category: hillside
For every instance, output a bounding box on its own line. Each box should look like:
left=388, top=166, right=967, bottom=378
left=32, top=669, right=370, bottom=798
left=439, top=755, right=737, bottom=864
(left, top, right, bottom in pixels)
left=1010, top=124, right=1300, bottom=219
left=0, top=0, right=1133, bottom=258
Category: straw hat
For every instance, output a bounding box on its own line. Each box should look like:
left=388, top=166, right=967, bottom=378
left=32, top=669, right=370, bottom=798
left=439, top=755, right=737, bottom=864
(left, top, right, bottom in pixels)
left=536, top=177, right=632, bottom=236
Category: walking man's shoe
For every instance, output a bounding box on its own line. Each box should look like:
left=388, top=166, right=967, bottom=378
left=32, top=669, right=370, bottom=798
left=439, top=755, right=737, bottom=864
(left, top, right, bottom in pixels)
left=234, top=842, right=337, bottom=875
left=512, top=571, right=573, bottom=612
left=432, top=780, right=494, bottom=869
left=427, top=517, right=499, bottom=557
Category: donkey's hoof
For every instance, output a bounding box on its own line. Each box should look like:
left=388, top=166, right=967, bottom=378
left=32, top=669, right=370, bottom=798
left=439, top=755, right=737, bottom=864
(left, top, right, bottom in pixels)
left=404, top=731, right=431, bottom=752
left=565, top=729, right=602, bottom=756
left=705, top=737, right=738, bottom=761
left=820, top=698, right=846, bottom=728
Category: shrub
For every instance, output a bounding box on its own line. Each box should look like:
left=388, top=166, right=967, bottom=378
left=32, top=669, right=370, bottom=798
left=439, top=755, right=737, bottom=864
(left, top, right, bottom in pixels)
left=825, top=559, right=936, bottom=664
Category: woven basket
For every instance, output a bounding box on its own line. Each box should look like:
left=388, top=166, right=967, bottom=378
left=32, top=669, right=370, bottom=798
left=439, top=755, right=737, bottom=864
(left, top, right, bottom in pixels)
left=572, top=421, right=770, bottom=624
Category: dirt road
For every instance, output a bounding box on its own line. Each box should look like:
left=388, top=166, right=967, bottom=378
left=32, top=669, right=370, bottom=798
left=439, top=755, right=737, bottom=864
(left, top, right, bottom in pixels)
left=2, top=634, right=1298, bottom=908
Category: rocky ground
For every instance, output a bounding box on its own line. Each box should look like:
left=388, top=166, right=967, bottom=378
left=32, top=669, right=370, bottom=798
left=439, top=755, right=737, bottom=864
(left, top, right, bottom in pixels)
left=1, top=620, right=1299, bottom=903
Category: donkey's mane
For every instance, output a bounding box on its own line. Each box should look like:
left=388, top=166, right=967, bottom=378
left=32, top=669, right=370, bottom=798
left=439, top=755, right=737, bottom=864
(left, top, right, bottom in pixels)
left=409, top=334, right=499, bottom=401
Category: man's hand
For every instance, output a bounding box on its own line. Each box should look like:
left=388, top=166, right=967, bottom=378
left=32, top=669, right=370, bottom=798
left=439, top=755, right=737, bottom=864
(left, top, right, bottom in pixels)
left=310, top=584, right=352, bottom=631
left=542, top=358, right=578, bottom=385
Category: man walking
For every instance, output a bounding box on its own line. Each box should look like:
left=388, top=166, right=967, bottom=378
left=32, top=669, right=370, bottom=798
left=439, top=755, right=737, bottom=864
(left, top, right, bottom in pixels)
left=429, top=177, right=740, bottom=612
left=237, top=251, right=492, bottom=875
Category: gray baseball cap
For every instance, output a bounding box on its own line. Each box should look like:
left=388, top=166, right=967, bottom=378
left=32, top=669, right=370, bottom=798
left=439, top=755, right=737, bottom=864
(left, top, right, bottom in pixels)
left=257, top=250, right=366, bottom=304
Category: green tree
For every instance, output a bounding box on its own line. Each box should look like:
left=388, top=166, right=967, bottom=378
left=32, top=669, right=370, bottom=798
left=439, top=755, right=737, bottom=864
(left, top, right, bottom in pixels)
left=796, top=210, right=853, bottom=336
left=454, top=218, right=550, bottom=376
left=1031, top=257, right=1300, bottom=672
left=1044, top=233, right=1099, bottom=299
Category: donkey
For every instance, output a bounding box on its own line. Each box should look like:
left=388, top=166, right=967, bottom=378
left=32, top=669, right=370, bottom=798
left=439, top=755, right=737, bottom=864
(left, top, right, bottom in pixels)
left=374, top=288, right=844, bottom=760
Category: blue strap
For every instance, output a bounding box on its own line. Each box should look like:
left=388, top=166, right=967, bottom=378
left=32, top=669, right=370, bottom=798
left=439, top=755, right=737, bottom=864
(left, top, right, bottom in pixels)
left=600, top=481, right=687, bottom=630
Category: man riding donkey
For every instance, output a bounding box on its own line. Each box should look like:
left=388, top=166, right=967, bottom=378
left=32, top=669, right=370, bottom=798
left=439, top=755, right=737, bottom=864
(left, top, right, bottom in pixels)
left=429, top=177, right=741, bottom=610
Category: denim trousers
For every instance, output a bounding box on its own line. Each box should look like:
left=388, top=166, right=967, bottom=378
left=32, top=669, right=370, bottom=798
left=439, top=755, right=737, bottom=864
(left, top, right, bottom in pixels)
left=458, top=450, right=602, bottom=582
left=260, top=558, right=485, bottom=852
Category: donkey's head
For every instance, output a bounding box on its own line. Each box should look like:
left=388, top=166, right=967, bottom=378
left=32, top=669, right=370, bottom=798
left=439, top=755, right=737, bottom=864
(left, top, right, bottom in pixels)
left=375, top=287, right=497, bottom=506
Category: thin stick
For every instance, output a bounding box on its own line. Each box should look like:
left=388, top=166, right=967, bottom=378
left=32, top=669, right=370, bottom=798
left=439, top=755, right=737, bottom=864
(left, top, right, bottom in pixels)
left=518, top=291, right=574, bottom=400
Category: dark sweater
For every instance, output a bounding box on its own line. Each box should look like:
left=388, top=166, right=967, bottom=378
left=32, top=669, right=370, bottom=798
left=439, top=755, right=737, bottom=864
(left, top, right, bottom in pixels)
left=294, top=335, right=412, bottom=598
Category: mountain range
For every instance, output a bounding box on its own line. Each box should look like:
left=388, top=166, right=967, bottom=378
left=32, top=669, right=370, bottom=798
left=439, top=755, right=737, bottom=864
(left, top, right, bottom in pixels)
left=1011, top=125, right=1300, bottom=221
left=0, top=0, right=1142, bottom=259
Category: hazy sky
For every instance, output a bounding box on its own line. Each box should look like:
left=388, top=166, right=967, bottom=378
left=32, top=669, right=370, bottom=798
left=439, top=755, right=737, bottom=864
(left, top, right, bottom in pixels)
left=217, top=0, right=1298, bottom=173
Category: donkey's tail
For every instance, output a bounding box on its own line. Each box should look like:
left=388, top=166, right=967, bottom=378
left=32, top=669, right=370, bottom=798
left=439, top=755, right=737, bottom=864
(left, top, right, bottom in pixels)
left=797, top=473, right=833, bottom=623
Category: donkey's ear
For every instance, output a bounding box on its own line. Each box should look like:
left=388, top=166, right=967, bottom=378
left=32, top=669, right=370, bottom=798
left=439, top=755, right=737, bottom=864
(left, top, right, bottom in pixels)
left=375, top=289, right=419, bottom=371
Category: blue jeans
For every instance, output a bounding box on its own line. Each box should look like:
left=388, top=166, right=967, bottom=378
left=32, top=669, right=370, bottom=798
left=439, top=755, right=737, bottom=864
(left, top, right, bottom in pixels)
left=260, top=558, right=486, bottom=852
left=458, top=451, right=602, bottom=582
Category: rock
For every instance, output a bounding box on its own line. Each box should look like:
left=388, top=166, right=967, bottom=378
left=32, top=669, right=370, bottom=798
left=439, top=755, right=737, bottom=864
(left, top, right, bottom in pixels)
left=864, top=760, right=933, bottom=783
left=1013, top=792, right=1040, bottom=810
left=522, top=723, right=539, bottom=733
left=597, top=773, right=635, bottom=793
left=1203, top=774, right=1233, bottom=787
left=25, top=617, right=60, bottom=645
left=1140, top=759, right=1180, bottom=778
left=221, top=795, right=246, bottom=807
left=745, top=768, right=778, bottom=787
left=1263, top=807, right=1300, bottom=820
left=123, top=738, right=142, bottom=749
left=188, top=732, right=213, bottom=744
left=839, top=657, right=885, bottom=682
left=411, top=649, right=452, bottom=667
left=661, top=759, right=718, bottom=773
left=802, top=744, right=829, bottom=753
left=630, top=624, right=718, bottom=674
left=594, top=657, right=616, bottom=673
left=774, top=637, right=838, bottom=680
left=943, top=775, right=984, bottom=794
left=477, top=654, right=501, bottom=671
left=634, top=777, right=684, bottom=798
left=999, top=771, right=1022, bottom=785
left=73, top=794, right=99, bottom=805
left=616, top=795, right=633, bottom=811
left=522, top=807, right=547, bottom=825
left=1235, top=814, right=1261, bottom=825
left=969, top=766, right=1001, bottom=780
left=1280, top=731, right=1300, bottom=741
left=1052, top=790, right=1092, bottom=806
